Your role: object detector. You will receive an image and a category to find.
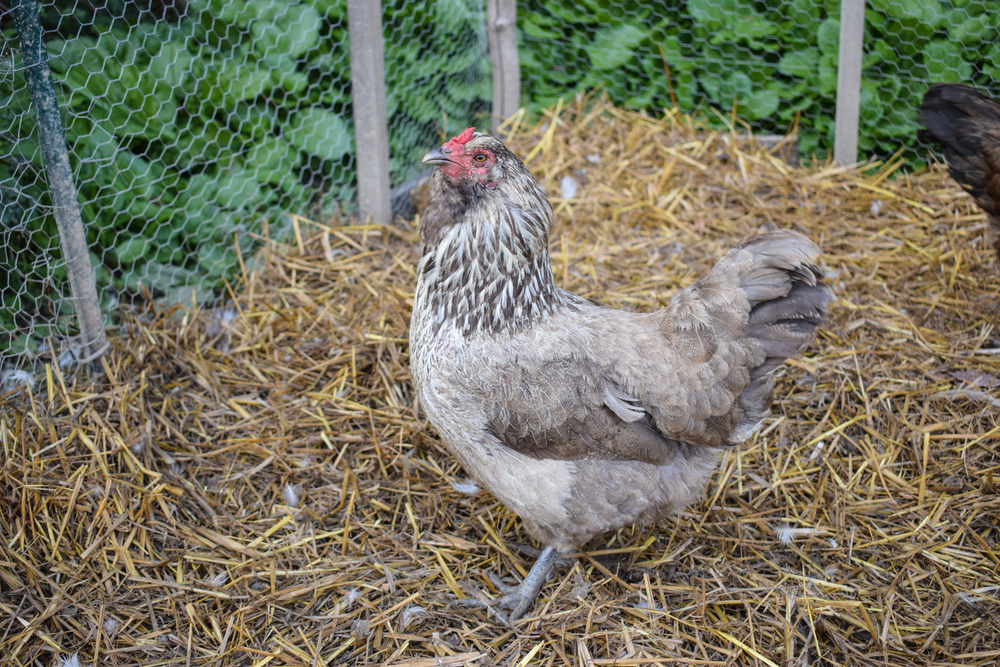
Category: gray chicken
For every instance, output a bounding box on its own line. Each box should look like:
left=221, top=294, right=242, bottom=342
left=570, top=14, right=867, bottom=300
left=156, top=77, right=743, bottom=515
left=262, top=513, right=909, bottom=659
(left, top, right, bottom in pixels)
left=409, top=128, right=834, bottom=621
left=918, top=83, right=1000, bottom=261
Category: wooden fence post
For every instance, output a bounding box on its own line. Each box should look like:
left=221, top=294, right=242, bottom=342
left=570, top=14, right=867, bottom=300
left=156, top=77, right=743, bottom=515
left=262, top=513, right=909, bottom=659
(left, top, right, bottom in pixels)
left=13, top=0, right=108, bottom=363
left=487, top=0, right=520, bottom=136
left=347, top=0, right=392, bottom=225
left=834, top=0, right=866, bottom=165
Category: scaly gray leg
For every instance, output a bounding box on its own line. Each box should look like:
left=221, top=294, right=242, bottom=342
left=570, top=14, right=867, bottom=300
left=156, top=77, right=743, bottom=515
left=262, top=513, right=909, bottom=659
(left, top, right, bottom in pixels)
left=454, top=546, right=561, bottom=622
left=506, top=543, right=574, bottom=568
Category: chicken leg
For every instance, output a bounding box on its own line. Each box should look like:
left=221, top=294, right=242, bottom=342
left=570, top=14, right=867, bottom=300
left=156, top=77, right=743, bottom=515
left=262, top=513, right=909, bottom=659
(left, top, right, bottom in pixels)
left=456, top=546, right=560, bottom=622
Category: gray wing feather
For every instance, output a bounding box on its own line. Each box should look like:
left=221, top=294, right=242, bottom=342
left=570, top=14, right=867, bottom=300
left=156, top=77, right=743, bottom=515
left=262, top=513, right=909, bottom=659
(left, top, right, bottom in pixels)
left=486, top=359, right=679, bottom=467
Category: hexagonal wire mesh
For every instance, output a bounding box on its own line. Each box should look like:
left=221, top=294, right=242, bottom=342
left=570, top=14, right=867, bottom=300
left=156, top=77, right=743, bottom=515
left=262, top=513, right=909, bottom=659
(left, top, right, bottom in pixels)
left=2, top=0, right=999, bottom=375
left=517, top=0, right=1000, bottom=163
left=0, top=0, right=489, bottom=374
left=859, top=0, right=1000, bottom=158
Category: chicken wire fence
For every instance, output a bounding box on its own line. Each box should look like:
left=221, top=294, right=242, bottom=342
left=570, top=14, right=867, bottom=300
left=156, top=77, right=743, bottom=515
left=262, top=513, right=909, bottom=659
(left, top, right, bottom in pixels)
left=518, top=0, right=1000, bottom=162
left=0, top=0, right=490, bottom=373
left=1, top=0, right=999, bottom=375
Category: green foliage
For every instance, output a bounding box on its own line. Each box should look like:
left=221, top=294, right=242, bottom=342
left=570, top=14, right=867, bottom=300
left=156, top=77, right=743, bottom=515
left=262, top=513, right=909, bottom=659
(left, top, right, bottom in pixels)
left=518, top=0, right=1000, bottom=163
left=6, top=0, right=1000, bottom=358
left=0, top=0, right=488, bottom=354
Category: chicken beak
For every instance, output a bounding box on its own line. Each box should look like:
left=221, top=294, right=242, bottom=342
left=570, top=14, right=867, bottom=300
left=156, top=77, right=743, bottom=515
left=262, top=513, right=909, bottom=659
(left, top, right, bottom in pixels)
left=422, top=147, right=459, bottom=167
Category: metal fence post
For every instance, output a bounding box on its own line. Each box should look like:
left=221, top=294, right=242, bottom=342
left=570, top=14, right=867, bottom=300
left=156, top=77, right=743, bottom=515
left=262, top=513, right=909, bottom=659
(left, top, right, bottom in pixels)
left=834, top=0, right=866, bottom=165
left=13, top=0, right=108, bottom=362
left=347, top=0, right=391, bottom=225
left=487, top=0, right=520, bottom=136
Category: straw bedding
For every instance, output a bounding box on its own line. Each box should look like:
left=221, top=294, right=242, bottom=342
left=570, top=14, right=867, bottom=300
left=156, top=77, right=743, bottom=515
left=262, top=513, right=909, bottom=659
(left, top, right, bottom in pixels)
left=2, top=98, right=998, bottom=666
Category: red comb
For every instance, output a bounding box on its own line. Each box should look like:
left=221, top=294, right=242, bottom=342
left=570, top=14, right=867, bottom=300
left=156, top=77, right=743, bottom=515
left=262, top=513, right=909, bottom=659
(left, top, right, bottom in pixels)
left=446, top=127, right=476, bottom=147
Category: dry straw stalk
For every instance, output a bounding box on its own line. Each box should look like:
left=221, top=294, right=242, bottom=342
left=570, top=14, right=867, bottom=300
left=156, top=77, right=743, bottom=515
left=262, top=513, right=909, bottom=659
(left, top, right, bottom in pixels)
left=2, top=98, right=998, bottom=666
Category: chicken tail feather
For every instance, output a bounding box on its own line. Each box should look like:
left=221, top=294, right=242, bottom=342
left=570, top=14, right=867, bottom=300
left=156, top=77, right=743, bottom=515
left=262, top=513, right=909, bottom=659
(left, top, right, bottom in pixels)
left=670, top=230, right=835, bottom=445
left=732, top=232, right=834, bottom=378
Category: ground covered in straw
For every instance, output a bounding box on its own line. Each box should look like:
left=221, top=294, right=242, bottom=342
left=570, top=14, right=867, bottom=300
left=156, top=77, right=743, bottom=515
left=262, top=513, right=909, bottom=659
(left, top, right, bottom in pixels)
left=2, top=100, right=999, bottom=667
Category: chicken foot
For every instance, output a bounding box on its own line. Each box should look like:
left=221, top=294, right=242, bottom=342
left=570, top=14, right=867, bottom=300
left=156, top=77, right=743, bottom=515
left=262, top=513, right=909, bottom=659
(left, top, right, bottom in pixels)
left=455, top=546, right=561, bottom=622
left=506, top=543, right=575, bottom=568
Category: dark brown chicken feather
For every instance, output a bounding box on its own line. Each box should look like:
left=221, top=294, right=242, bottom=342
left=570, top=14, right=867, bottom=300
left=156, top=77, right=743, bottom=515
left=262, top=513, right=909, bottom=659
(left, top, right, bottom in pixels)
left=918, top=83, right=1000, bottom=260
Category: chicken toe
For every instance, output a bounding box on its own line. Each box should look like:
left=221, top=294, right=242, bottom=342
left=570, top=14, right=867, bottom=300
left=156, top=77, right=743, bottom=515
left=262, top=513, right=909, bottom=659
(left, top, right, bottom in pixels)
left=455, top=546, right=561, bottom=623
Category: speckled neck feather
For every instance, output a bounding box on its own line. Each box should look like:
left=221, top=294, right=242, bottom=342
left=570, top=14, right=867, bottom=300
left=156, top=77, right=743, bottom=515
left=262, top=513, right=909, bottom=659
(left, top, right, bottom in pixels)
left=416, top=136, right=565, bottom=338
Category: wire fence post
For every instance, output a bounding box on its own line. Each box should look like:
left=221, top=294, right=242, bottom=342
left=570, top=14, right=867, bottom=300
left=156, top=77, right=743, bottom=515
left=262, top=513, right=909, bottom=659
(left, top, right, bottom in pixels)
left=13, top=0, right=108, bottom=362
left=487, top=0, right=519, bottom=136
left=834, top=0, right=866, bottom=166
left=347, top=0, right=391, bottom=226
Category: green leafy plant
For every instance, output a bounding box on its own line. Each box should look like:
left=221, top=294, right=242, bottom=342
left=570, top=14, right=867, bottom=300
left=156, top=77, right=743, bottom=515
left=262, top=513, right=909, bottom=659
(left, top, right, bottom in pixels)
left=5, top=0, right=999, bottom=359
left=518, top=0, right=1000, bottom=163
left=0, top=0, right=489, bottom=355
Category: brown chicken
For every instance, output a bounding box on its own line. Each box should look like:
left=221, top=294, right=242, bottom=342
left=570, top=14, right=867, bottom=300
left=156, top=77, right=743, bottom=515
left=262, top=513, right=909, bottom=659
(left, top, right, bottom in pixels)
left=918, top=83, right=1000, bottom=261
left=409, top=128, right=834, bottom=621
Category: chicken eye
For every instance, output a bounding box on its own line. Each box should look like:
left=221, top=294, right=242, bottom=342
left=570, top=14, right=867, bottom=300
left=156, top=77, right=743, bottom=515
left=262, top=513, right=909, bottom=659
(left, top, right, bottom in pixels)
left=473, top=153, right=488, bottom=163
